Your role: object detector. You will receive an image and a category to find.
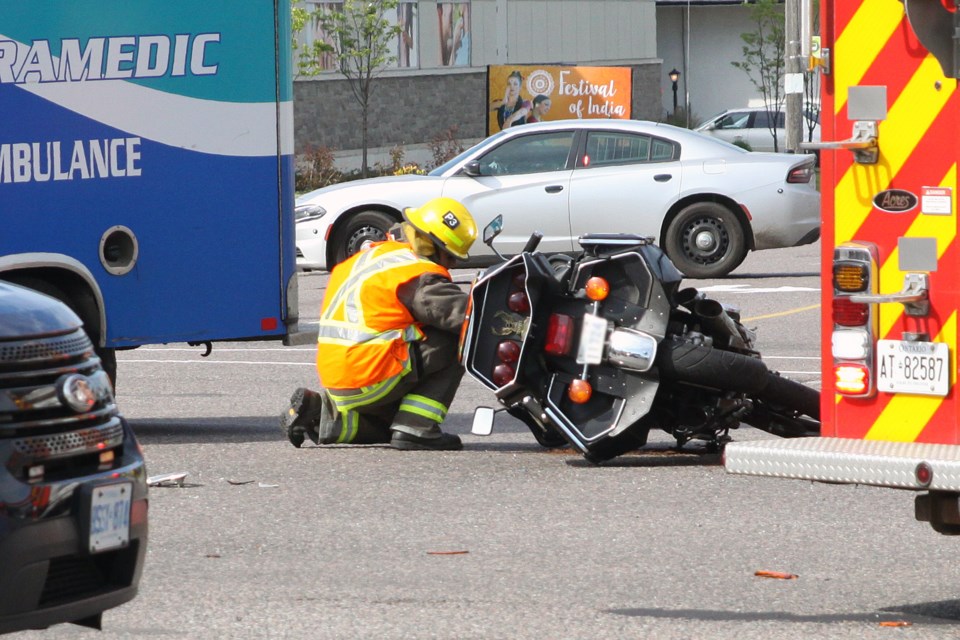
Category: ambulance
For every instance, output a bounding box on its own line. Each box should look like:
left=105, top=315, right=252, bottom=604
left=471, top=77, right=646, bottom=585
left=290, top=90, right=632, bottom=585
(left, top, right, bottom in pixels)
left=723, top=0, right=960, bottom=534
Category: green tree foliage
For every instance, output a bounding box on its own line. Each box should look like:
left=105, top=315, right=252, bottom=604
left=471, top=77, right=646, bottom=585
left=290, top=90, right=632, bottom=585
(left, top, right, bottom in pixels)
left=731, top=0, right=785, bottom=151
left=298, top=0, right=401, bottom=177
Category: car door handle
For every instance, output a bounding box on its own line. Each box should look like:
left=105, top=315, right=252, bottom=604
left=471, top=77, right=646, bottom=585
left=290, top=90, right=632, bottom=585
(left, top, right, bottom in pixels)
left=545, top=185, right=564, bottom=193
left=654, top=174, right=673, bottom=182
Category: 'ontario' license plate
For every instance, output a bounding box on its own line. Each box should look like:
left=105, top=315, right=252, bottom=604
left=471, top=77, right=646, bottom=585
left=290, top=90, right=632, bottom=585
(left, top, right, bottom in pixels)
left=88, top=482, right=132, bottom=553
left=877, top=340, right=950, bottom=397
left=576, top=313, right=607, bottom=365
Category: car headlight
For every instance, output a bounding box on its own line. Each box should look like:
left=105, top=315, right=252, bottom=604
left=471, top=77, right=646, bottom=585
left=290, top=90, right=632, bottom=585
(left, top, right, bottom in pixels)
left=295, top=203, right=327, bottom=222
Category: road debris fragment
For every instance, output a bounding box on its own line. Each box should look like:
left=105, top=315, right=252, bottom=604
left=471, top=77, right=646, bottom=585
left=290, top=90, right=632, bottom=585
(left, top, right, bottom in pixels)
left=754, top=570, right=798, bottom=580
left=147, top=472, right=188, bottom=488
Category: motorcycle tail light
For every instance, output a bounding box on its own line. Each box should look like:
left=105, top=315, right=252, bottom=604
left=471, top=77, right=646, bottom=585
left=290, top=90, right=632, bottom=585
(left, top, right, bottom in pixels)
left=833, top=297, right=869, bottom=326
left=585, top=277, right=610, bottom=301
left=511, top=271, right=526, bottom=290
left=492, top=363, right=516, bottom=387
left=834, top=363, right=870, bottom=395
left=568, top=378, right=593, bottom=404
left=497, top=340, right=521, bottom=363
left=545, top=313, right=574, bottom=355
left=507, top=291, right=530, bottom=314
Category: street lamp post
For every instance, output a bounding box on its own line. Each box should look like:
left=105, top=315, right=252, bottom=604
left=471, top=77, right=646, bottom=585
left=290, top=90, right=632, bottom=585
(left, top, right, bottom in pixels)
left=669, top=68, right=680, bottom=115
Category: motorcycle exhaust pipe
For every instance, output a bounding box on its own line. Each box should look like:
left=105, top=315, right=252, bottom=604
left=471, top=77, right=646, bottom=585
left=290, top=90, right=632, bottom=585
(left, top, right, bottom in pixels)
left=693, top=298, right=747, bottom=350
left=676, top=287, right=704, bottom=312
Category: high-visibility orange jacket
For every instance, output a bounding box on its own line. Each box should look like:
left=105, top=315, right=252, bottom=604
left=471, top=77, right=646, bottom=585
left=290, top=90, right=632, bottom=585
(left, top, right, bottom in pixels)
left=315, top=240, right=450, bottom=390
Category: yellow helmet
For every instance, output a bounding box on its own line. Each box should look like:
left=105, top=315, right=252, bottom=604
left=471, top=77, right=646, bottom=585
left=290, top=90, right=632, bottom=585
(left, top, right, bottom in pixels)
left=402, top=197, right=478, bottom=260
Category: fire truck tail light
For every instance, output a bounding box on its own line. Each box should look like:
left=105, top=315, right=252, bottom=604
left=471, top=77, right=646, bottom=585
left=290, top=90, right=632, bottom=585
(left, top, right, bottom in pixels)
left=835, top=363, right=871, bottom=395
left=833, top=297, right=869, bottom=326
left=832, top=330, right=870, bottom=360
left=787, top=165, right=815, bottom=184
left=834, top=262, right=870, bottom=292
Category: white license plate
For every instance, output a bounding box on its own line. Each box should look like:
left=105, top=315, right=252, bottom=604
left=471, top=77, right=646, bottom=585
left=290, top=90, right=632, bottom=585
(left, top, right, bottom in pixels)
left=576, top=313, right=607, bottom=365
left=88, top=482, right=132, bottom=553
left=877, top=340, right=950, bottom=396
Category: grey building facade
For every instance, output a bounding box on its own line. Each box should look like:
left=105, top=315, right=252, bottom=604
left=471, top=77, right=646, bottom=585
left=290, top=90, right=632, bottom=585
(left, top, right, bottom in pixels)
left=293, top=0, right=663, bottom=164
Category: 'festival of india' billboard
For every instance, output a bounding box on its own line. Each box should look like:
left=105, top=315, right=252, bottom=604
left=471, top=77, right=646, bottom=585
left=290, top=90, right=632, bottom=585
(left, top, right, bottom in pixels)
left=487, top=64, right=632, bottom=135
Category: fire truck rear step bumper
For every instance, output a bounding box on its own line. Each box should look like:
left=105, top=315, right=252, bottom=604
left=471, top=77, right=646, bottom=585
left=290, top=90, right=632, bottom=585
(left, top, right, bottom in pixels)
left=724, top=437, right=960, bottom=492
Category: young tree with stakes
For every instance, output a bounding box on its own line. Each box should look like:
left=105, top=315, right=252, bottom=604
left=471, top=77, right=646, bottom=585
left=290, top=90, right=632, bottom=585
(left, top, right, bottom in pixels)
left=731, top=0, right=786, bottom=152
left=301, top=0, right=401, bottom=178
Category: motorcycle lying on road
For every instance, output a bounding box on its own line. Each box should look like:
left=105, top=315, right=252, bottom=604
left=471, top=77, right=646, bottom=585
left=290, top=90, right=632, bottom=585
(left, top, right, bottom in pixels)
left=459, top=216, right=820, bottom=463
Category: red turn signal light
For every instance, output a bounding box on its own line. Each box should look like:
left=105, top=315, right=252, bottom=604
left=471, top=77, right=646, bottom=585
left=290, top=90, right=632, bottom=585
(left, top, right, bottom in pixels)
left=585, top=277, right=610, bottom=301
left=497, top=340, right=521, bottom=363
left=568, top=378, right=593, bottom=404
left=834, top=363, right=870, bottom=395
left=833, top=297, right=869, bottom=327
left=492, top=363, right=515, bottom=387
left=507, top=291, right=530, bottom=314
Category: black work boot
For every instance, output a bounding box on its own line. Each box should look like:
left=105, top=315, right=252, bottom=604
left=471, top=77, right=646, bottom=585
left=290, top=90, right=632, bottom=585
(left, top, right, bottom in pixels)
left=390, top=424, right=462, bottom=451
left=279, top=388, right=323, bottom=447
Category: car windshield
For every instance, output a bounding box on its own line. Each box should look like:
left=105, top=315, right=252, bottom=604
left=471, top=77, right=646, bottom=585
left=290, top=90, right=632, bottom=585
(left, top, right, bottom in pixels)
left=429, top=129, right=512, bottom=176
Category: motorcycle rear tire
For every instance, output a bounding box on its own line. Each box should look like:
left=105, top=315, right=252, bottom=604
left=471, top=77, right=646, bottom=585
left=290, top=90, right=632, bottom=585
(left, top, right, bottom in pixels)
left=656, top=338, right=819, bottom=420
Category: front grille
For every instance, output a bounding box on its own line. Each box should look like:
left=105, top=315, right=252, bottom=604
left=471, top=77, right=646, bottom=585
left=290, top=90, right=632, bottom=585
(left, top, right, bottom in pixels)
left=13, top=419, right=124, bottom=460
left=38, top=543, right=139, bottom=608
left=0, top=332, right=92, bottom=366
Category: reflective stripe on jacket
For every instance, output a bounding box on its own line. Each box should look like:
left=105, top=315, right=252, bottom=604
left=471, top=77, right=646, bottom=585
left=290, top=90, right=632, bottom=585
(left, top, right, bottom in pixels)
left=316, top=240, right=450, bottom=390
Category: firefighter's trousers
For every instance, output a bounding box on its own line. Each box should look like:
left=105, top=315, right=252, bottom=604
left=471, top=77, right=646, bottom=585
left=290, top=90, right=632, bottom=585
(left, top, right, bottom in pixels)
left=325, top=327, right=464, bottom=443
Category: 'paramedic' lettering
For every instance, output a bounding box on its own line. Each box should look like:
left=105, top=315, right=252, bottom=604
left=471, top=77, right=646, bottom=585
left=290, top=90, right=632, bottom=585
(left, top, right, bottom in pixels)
left=0, top=138, right=142, bottom=183
left=0, top=34, right=220, bottom=84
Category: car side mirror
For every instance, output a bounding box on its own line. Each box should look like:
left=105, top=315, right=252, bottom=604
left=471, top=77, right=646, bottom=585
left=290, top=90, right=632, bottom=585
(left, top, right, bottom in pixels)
left=461, top=161, right=482, bottom=177
left=482, top=215, right=503, bottom=245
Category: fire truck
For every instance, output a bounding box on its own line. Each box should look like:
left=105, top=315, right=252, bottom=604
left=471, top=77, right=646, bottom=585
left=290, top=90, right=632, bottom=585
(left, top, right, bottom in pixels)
left=723, top=0, right=960, bottom=534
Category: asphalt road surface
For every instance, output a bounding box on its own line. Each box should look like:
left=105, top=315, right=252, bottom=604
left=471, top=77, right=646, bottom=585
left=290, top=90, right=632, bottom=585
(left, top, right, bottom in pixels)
left=14, top=242, right=960, bottom=639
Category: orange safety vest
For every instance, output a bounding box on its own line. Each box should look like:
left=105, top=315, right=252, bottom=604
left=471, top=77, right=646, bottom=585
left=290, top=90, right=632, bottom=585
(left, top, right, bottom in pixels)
left=315, top=240, right=450, bottom=390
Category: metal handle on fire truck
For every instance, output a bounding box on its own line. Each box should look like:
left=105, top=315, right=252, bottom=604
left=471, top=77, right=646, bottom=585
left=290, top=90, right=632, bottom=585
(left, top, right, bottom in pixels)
left=801, top=121, right=879, bottom=165
left=849, top=273, right=930, bottom=317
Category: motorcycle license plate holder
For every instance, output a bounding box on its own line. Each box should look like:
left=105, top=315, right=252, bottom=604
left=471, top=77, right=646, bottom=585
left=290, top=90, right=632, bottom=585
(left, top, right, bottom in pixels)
left=876, top=339, right=949, bottom=396
left=577, top=313, right=607, bottom=365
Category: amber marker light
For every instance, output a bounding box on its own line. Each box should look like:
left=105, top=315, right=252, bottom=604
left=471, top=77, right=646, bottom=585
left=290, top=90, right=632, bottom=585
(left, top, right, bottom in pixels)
left=833, top=262, right=869, bottom=292
left=585, top=277, right=610, bottom=301
left=568, top=378, right=593, bottom=404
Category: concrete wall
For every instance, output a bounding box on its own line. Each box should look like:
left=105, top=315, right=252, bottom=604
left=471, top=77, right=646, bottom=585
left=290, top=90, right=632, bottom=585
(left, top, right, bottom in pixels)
left=294, top=63, right=663, bottom=161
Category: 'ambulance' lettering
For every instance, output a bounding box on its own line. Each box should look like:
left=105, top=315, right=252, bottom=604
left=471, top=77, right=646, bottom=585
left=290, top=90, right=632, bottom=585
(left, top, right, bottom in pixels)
left=0, top=138, right=142, bottom=183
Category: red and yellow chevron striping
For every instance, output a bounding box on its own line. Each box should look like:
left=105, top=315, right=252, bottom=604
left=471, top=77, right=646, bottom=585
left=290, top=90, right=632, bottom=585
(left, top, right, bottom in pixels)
left=824, top=0, right=960, bottom=443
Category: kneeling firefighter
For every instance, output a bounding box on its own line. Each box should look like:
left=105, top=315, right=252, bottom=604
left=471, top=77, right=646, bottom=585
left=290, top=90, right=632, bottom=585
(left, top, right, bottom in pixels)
left=281, top=197, right=478, bottom=451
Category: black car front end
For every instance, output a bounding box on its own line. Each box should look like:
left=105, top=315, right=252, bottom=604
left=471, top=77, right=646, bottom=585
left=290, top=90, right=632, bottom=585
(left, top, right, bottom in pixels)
left=0, top=283, right=148, bottom=634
